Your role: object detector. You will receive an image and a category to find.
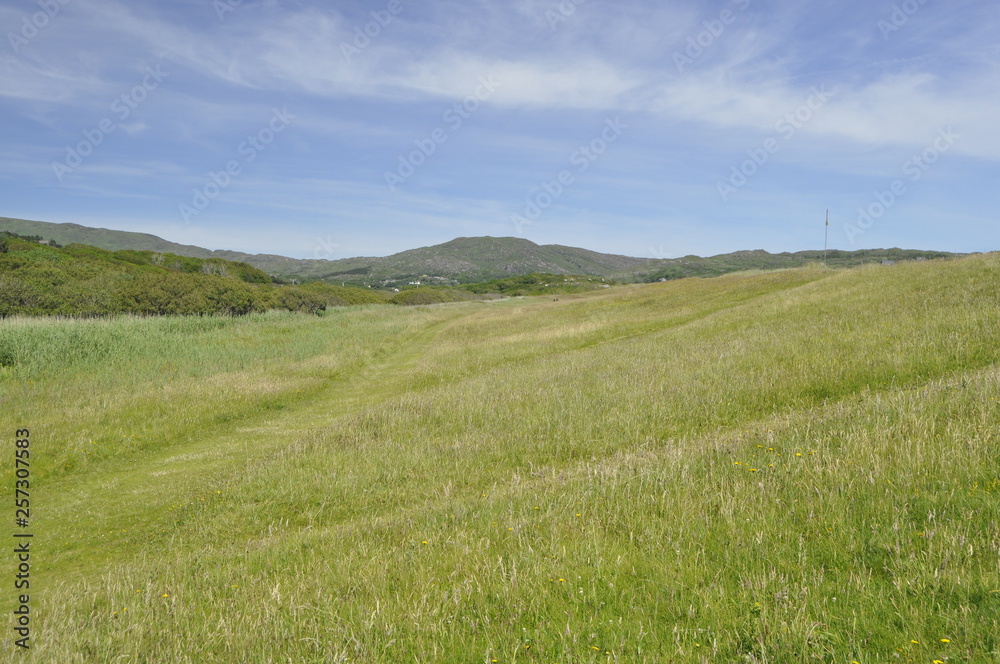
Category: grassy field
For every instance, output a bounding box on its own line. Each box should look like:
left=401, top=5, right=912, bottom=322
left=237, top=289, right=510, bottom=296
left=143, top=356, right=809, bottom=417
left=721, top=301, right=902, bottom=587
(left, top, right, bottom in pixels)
left=1, top=256, right=998, bottom=663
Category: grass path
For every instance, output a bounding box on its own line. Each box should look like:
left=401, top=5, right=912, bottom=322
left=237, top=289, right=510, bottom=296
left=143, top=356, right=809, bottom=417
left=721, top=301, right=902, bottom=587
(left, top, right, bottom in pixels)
left=34, top=307, right=475, bottom=573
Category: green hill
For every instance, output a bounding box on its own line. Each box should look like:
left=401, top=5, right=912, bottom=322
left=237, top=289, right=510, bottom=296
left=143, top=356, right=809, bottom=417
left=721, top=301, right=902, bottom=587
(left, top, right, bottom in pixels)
left=367, top=236, right=651, bottom=282
left=0, top=232, right=386, bottom=316
left=638, top=247, right=959, bottom=281
left=1, top=216, right=963, bottom=284
left=0, top=218, right=655, bottom=282
left=0, top=216, right=218, bottom=257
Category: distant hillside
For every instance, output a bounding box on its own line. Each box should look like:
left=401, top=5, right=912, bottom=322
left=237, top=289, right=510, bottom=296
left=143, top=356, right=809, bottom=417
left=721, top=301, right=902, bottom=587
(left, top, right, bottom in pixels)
left=637, top=248, right=961, bottom=282
left=0, top=232, right=386, bottom=317
left=0, top=216, right=965, bottom=284
left=356, top=236, right=651, bottom=282
left=0, top=218, right=655, bottom=281
left=0, top=217, right=218, bottom=258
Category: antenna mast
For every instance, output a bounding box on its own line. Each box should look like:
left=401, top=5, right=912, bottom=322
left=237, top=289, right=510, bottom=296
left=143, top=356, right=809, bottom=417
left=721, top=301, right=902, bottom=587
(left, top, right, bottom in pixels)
left=824, top=209, right=829, bottom=265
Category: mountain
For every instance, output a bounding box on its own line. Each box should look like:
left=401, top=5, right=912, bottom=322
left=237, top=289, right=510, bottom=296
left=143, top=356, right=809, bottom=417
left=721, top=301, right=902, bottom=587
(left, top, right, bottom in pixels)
left=352, top=236, right=652, bottom=281
left=0, top=217, right=218, bottom=258
left=0, top=217, right=656, bottom=281
left=0, top=231, right=392, bottom=316
left=0, top=216, right=964, bottom=284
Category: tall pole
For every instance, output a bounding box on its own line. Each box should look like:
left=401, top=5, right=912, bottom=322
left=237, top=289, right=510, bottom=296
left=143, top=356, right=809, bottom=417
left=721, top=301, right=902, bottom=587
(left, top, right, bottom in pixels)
left=824, top=209, right=829, bottom=265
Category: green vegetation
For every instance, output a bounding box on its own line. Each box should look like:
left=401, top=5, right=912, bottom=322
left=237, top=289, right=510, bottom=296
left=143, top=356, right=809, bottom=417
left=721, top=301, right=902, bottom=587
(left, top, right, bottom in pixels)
left=297, top=281, right=390, bottom=307
left=388, top=286, right=480, bottom=306
left=0, top=217, right=215, bottom=257
left=457, top=273, right=613, bottom=296
left=0, top=236, right=389, bottom=316
left=1, top=217, right=965, bottom=285
left=0, top=230, right=62, bottom=249
left=640, top=248, right=958, bottom=282
left=1, top=255, right=997, bottom=662
left=0, top=234, right=612, bottom=315
left=384, top=274, right=612, bottom=305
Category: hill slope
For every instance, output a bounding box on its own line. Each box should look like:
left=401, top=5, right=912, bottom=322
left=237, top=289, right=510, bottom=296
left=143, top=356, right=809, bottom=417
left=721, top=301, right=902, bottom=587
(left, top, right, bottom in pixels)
left=1, top=255, right=998, bottom=661
left=1, top=216, right=964, bottom=283
left=0, top=232, right=386, bottom=316
left=0, top=216, right=218, bottom=257
left=364, top=236, right=652, bottom=281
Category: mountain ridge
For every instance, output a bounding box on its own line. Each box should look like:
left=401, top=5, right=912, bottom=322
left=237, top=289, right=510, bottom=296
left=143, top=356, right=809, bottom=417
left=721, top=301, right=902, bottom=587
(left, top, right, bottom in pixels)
left=0, top=216, right=965, bottom=283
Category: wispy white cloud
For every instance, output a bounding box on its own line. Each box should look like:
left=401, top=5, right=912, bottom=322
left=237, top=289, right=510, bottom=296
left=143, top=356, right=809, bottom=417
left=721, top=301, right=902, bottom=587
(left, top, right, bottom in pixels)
left=1, top=0, right=998, bottom=257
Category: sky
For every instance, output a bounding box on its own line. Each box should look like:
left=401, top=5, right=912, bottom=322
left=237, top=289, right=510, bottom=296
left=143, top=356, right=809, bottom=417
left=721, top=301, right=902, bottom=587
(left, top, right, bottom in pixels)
left=1, top=0, right=998, bottom=260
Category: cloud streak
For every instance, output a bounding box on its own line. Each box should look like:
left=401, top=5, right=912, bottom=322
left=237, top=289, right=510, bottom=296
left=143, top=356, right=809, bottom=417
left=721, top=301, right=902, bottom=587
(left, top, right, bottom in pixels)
left=1, top=0, right=997, bottom=258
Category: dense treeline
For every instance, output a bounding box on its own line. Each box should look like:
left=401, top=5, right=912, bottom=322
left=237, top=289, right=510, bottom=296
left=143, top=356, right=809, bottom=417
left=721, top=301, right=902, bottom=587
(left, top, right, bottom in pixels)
left=0, top=234, right=385, bottom=317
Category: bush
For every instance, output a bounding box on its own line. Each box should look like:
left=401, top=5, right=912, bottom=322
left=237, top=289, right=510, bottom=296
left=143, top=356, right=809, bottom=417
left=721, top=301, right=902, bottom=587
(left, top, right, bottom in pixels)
left=0, top=241, right=328, bottom=317
left=389, top=287, right=478, bottom=306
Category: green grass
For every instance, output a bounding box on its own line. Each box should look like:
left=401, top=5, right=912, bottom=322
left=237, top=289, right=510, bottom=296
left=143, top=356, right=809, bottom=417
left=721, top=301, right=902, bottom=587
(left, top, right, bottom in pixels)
left=1, top=256, right=998, bottom=663
left=638, top=248, right=960, bottom=282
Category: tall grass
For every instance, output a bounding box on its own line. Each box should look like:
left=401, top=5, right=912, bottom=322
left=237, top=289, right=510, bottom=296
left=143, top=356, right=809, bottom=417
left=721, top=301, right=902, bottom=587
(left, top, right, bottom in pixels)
left=1, top=255, right=997, bottom=663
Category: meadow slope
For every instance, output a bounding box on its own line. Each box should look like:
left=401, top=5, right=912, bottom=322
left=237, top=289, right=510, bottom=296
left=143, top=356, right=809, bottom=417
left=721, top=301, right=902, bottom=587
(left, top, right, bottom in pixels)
left=0, top=256, right=998, bottom=663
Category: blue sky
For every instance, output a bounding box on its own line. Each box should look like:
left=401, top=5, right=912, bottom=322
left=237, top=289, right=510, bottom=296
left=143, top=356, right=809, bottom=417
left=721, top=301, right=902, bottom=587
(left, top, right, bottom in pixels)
left=1, top=0, right=998, bottom=259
